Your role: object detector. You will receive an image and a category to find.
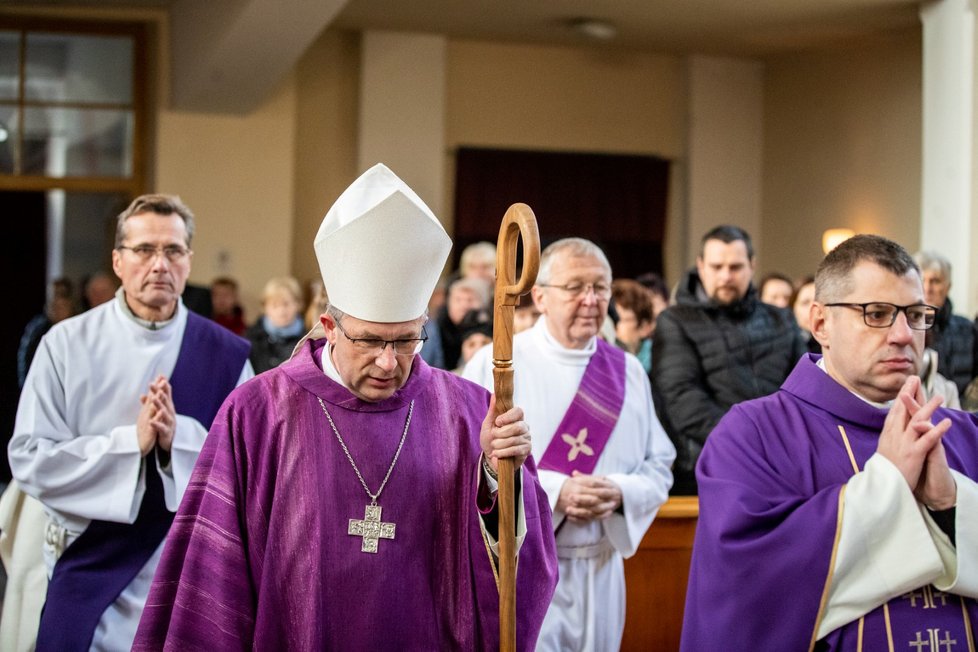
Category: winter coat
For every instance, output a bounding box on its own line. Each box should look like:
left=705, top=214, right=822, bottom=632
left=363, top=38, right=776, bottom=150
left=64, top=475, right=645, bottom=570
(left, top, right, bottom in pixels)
left=651, top=268, right=806, bottom=494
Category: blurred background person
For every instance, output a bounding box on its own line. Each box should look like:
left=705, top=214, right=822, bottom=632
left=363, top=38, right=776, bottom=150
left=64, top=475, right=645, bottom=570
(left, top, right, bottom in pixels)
left=452, top=308, right=493, bottom=374
left=303, top=278, right=329, bottom=330
left=17, top=278, right=75, bottom=389
left=210, top=277, right=246, bottom=336
left=514, top=292, right=541, bottom=334
left=636, top=271, right=671, bottom=334
left=611, top=278, right=655, bottom=373
left=246, top=276, right=306, bottom=374
left=420, top=277, right=447, bottom=369
left=791, top=276, right=820, bottom=353
left=436, top=276, right=491, bottom=370
left=458, top=240, right=496, bottom=283
left=758, top=272, right=794, bottom=309
left=913, top=250, right=978, bottom=395
left=80, top=271, right=117, bottom=311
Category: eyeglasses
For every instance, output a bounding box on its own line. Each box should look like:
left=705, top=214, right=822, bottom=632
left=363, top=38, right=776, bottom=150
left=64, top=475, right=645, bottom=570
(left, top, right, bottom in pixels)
left=824, top=302, right=938, bottom=330
left=335, top=321, right=428, bottom=356
left=538, top=282, right=612, bottom=300
left=116, top=244, right=191, bottom=263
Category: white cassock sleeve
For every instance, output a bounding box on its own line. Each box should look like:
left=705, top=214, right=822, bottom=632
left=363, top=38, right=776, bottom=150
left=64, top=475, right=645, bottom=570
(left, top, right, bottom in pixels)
left=10, top=337, right=145, bottom=524
left=603, top=370, right=675, bottom=558
left=478, top=458, right=528, bottom=556
left=817, top=454, right=978, bottom=638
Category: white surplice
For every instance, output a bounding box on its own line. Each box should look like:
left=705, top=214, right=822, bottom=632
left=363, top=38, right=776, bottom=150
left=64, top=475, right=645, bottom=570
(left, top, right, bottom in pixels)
left=9, top=293, right=253, bottom=652
left=463, top=318, right=676, bottom=651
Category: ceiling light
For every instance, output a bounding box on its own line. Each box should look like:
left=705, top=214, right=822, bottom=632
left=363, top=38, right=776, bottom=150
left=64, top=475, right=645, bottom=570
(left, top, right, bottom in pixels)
left=568, top=18, right=618, bottom=41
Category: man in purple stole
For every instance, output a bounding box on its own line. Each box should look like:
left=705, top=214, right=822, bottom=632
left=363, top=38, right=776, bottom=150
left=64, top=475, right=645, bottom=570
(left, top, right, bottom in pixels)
left=9, top=195, right=253, bottom=651
left=682, top=234, right=978, bottom=651
left=134, top=164, right=558, bottom=650
left=465, top=238, right=676, bottom=651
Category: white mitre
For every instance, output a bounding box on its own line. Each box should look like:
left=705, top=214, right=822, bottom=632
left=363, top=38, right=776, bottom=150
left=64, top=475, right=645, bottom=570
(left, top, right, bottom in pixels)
left=315, top=163, right=452, bottom=323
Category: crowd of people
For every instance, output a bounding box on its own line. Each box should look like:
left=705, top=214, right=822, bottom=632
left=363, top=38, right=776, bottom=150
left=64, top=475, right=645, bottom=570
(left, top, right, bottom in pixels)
left=3, top=164, right=978, bottom=650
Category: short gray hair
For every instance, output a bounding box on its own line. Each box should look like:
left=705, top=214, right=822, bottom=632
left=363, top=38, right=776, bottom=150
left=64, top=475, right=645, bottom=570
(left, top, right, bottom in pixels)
left=913, top=250, right=951, bottom=282
left=324, top=302, right=428, bottom=328
left=115, top=194, right=195, bottom=247
left=460, top=241, right=496, bottom=276
left=536, top=238, right=612, bottom=285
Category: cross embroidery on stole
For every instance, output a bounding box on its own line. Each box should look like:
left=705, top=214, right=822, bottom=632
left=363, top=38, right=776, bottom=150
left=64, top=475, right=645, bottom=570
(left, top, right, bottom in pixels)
left=561, top=428, right=594, bottom=462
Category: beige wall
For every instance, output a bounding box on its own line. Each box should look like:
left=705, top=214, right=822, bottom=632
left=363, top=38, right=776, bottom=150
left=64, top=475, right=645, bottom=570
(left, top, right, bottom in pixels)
left=445, top=40, right=687, bottom=280
left=762, top=29, right=922, bottom=280
left=687, top=56, right=764, bottom=270
left=292, top=29, right=361, bottom=292
left=156, top=77, right=298, bottom=319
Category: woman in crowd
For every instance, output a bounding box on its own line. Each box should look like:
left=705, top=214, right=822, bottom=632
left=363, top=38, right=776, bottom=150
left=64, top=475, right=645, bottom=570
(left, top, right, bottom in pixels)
left=246, top=276, right=306, bottom=373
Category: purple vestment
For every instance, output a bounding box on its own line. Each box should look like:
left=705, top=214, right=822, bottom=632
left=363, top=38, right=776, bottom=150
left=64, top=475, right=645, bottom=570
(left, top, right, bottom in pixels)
left=133, top=339, right=558, bottom=651
left=682, top=354, right=978, bottom=651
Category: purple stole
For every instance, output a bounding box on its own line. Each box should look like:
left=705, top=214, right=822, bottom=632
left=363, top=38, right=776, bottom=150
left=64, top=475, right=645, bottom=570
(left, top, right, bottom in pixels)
left=36, top=311, right=249, bottom=652
left=538, top=339, right=626, bottom=475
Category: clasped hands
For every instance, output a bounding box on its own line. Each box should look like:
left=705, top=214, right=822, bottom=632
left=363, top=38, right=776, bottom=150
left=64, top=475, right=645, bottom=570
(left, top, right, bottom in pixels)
left=137, top=374, right=176, bottom=456
left=557, top=471, right=623, bottom=522
left=878, top=375, right=957, bottom=510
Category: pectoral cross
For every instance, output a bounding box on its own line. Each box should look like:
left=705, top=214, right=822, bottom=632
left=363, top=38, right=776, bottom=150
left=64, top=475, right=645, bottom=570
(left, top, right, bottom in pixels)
left=349, top=503, right=395, bottom=553
left=561, top=428, right=594, bottom=462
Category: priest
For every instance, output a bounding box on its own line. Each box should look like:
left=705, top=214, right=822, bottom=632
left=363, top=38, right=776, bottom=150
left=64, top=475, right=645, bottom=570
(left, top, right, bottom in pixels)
left=464, top=237, right=676, bottom=651
left=133, top=164, right=558, bottom=650
left=9, top=194, right=253, bottom=651
left=682, top=234, right=978, bottom=651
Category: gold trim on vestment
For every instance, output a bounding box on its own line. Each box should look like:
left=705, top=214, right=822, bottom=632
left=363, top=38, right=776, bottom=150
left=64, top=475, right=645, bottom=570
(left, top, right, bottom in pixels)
left=857, top=616, right=864, bottom=651
left=882, top=603, right=894, bottom=652
left=963, top=596, right=977, bottom=652
left=482, top=524, right=500, bottom=591
left=838, top=425, right=859, bottom=474
left=809, top=484, right=848, bottom=652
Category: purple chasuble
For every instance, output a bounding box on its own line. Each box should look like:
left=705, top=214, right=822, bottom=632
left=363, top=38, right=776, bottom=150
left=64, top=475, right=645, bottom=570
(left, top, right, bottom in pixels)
left=681, top=354, right=978, bottom=652
left=36, top=311, right=250, bottom=652
left=133, top=338, right=558, bottom=651
left=537, top=339, right=626, bottom=476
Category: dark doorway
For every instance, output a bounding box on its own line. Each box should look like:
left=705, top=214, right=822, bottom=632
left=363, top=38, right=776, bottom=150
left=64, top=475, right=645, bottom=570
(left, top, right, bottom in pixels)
left=1, top=191, right=47, bottom=482
left=453, top=147, right=670, bottom=279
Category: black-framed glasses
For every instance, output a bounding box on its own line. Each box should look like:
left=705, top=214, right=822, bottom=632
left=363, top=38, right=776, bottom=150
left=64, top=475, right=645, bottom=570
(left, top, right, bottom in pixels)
left=116, top=244, right=191, bottom=263
left=824, top=302, right=938, bottom=330
left=537, top=282, right=612, bottom=300
left=335, top=321, right=428, bottom=356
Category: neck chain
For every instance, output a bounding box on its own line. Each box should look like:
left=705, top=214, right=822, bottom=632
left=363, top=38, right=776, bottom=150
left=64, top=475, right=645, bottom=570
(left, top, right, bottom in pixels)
left=317, top=397, right=414, bottom=505
left=317, top=397, right=413, bottom=553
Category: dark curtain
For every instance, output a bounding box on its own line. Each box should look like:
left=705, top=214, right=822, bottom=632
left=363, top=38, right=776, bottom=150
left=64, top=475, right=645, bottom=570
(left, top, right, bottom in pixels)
left=1, top=191, right=47, bottom=482
left=453, top=147, right=669, bottom=280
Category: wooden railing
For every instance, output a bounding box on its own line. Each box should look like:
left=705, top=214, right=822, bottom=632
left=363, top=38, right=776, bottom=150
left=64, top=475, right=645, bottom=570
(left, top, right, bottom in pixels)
left=620, top=496, right=699, bottom=652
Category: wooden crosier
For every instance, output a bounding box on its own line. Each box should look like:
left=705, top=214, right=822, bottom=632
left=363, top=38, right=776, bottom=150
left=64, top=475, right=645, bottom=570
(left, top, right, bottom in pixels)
left=492, top=203, right=540, bottom=652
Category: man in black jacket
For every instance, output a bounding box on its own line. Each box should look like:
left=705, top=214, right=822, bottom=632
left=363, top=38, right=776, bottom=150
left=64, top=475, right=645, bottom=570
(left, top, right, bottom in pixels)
left=651, top=225, right=806, bottom=494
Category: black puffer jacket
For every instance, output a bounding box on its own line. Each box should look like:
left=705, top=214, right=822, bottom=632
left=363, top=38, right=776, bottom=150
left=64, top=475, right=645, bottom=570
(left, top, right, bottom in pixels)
left=929, top=298, right=978, bottom=395
left=651, top=269, right=806, bottom=494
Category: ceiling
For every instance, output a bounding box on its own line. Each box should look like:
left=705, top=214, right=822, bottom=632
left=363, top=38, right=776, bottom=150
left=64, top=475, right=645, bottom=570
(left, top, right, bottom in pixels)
left=2, top=0, right=923, bottom=111
left=332, top=0, right=921, bottom=58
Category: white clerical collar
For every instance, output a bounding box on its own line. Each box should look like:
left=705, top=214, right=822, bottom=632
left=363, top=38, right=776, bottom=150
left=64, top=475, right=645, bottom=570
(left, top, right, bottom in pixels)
left=815, top=356, right=893, bottom=408
left=533, top=315, right=598, bottom=359
left=115, top=287, right=179, bottom=331
left=320, top=343, right=346, bottom=386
